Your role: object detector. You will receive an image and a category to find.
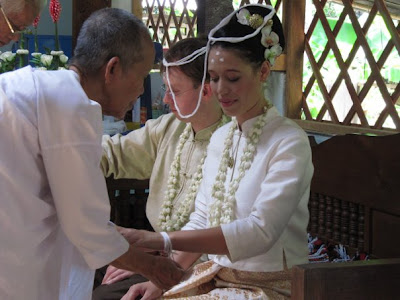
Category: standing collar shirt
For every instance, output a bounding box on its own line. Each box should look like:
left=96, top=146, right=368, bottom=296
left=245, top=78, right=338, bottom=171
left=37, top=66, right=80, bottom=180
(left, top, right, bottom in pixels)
left=0, top=67, right=129, bottom=300
left=102, top=113, right=223, bottom=232
left=183, top=107, right=314, bottom=272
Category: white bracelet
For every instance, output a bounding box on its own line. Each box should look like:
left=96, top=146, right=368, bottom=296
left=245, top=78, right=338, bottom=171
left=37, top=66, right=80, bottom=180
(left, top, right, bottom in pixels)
left=160, top=231, right=173, bottom=259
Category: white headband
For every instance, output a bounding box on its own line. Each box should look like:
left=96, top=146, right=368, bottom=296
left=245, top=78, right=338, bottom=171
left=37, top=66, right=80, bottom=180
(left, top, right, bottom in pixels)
left=163, top=4, right=276, bottom=119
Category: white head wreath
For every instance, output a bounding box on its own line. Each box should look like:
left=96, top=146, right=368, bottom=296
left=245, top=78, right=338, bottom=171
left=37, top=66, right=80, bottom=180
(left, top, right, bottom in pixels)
left=162, top=4, right=276, bottom=119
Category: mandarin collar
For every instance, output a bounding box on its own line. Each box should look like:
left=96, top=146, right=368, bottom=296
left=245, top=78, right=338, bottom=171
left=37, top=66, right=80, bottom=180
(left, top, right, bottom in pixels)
left=233, top=106, right=280, bottom=136
left=190, top=115, right=228, bottom=141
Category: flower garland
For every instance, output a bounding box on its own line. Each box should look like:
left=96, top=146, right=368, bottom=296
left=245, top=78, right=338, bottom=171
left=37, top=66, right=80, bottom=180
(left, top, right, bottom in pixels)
left=209, top=106, right=270, bottom=227
left=159, top=115, right=229, bottom=231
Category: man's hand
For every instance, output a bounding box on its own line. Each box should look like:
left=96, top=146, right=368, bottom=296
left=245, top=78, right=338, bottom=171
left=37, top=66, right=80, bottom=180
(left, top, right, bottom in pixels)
left=112, top=245, right=185, bottom=291
left=143, top=255, right=185, bottom=290
left=121, top=281, right=163, bottom=300
left=117, top=227, right=163, bottom=250
left=102, top=265, right=135, bottom=285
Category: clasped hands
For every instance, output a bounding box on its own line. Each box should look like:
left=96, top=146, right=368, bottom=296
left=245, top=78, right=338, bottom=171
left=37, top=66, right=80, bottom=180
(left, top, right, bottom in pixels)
left=116, top=226, right=185, bottom=298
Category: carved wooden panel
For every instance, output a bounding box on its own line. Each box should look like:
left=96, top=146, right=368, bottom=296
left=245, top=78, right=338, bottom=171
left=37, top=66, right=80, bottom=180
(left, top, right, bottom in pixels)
left=309, top=133, right=400, bottom=258
left=308, top=192, right=365, bottom=255
left=106, top=177, right=153, bottom=230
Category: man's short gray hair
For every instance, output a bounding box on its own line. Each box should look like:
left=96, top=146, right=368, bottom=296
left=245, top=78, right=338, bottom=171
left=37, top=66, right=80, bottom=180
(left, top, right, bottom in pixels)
left=70, top=8, right=152, bottom=77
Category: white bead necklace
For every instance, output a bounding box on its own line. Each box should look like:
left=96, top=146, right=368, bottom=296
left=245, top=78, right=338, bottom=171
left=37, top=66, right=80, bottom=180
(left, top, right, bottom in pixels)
left=209, top=106, right=270, bottom=227
left=159, top=116, right=229, bottom=231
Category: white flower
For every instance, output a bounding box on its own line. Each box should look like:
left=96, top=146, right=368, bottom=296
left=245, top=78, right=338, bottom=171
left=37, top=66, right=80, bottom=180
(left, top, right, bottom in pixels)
left=261, top=31, right=279, bottom=48
left=16, top=49, right=29, bottom=55
left=158, top=115, right=229, bottom=231
left=209, top=107, right=270, bottom=226
left=0, top=51, right=16, bottom=62
left=261, top=24, right=272, bottom=37
left=236, top=8, right=250, bottom=25
left=57, top=67, right=67, bottom=70
left=59, top=54, right=68, bottom=64
left=264, top=44, right=283, bottom=65
left=40, top=54, right=53, bottom=67
left=31, top=52, right=42, bottom=58
left=50, top=50, right=64, bottom=56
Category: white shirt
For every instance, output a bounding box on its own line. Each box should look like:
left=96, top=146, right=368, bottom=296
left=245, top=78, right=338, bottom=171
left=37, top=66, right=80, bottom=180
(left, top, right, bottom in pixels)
left=183, top=107, right=313, bottom=272
left=0, top=67, right=129, bottom=300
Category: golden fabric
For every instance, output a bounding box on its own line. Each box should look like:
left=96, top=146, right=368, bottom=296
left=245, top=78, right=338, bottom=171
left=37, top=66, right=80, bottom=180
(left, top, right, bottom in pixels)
left=162, top=261, right=291, bottom=300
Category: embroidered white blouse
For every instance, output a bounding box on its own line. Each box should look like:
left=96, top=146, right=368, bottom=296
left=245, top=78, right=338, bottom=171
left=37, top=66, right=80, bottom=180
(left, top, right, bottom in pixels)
left=183, top=107, right=313, bottom=272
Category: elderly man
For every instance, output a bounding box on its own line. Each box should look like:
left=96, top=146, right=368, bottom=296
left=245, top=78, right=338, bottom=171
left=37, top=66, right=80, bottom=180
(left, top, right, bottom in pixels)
left=0, top=7, right=183, bottom=300
left=0, top=0, right=46, bottom=46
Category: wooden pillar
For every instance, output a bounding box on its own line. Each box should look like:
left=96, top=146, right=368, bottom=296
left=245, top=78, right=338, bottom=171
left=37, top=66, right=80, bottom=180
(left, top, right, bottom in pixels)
left=72, top=0, right=111, bottom=51
left=283, top=0, right=306, bottom=119
left=131, top=0, right=142, bottom=19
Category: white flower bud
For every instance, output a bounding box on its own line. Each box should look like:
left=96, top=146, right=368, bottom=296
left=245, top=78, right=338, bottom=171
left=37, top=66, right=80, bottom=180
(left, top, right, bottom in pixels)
left=40, top=54, right=53, bottom=67
left=0, top=51, right=16, bottom=62
left=31, top=52, right=42, bottom=58
left=16, top=49, right=29, bottom=55
left=59, top=54, right=68, bottom=64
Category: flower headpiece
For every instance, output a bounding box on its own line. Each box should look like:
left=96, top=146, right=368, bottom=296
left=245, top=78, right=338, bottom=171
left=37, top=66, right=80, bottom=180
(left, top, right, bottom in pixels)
left=236, top=8, right=282, bottom=66
left=161, top=4, right=281, bottom=120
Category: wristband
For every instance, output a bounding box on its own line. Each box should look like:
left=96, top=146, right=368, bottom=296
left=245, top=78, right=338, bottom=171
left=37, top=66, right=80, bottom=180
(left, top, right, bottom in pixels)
left=160, top=231, right=173, bottom=259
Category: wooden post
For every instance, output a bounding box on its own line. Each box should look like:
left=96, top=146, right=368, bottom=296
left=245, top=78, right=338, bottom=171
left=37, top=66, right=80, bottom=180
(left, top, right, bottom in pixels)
left=283, top=0, right=306, bottom=119
left=131, top=0, right=143, bottom=20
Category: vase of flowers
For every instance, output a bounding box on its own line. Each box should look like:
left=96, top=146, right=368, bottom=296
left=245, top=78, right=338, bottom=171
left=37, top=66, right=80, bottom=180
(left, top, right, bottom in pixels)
left=0, top=0, right=68, bottom=74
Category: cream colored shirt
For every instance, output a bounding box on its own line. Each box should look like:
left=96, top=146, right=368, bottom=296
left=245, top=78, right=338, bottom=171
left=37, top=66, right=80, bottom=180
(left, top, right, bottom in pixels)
left=183, top=107, right=314, bottom=272
left=102, top=113, right=222, bottom=232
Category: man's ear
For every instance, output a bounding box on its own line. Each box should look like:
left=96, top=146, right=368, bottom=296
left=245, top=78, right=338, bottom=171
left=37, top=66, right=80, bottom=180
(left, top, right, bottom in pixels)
left=260, top=60, right=271, bottom=82
left=202, top=82, right=213, bottom=100
left=104, top=56, right=121, bottom=84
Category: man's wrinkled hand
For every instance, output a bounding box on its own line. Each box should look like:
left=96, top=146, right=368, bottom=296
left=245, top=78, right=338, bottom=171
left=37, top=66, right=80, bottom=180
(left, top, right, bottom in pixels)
left=144, top=256, right=185, bottom=290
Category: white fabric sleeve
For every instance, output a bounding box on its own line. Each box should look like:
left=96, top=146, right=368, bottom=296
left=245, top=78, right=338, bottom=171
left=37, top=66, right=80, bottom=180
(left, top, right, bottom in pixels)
left=181, top=167, right=209, bottom=231
left=221, top=134, right=313, bottom=262
left=36, top=70, right=129, bottom=269
left=101, top=116, right=167, bottom=179
left=42, top=143, right=129, bottom=269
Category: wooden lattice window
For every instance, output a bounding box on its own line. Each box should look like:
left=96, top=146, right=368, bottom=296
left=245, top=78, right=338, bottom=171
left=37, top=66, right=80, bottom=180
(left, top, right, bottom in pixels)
left=142, top=0, right=198, bottom=48
left=302, top=0, right=400, bottom=133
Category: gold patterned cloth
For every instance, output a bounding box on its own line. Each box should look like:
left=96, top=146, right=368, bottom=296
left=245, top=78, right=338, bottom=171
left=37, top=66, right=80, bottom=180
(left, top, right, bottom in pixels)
left=162, top=261, right=292, bottom=299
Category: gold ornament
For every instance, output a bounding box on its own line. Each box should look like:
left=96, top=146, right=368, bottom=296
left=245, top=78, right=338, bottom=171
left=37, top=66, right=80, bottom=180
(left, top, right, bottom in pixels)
left=248, top=14, right=263, bottom=29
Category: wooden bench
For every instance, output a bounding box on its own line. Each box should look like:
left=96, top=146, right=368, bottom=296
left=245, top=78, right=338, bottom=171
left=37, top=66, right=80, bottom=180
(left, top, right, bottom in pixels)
left=294, top=133, right=400, bottom=299
left=106, top=133, right=400, bottom=299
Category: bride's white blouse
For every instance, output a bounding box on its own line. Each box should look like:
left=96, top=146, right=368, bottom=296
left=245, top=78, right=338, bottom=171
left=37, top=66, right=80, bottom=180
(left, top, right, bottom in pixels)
left=183, top=107, right=313, bottom=272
